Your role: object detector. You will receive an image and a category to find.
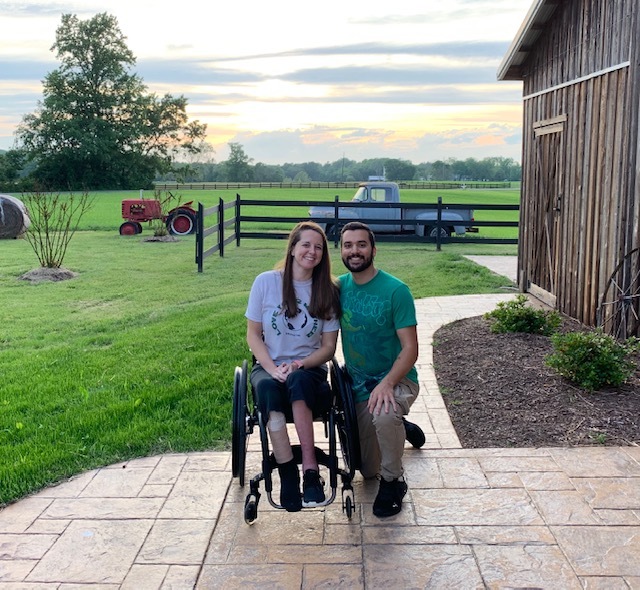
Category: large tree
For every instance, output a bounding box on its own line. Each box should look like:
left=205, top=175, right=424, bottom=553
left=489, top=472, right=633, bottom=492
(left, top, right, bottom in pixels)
left=16, top=13, right=206, bottom=190
left=223, top=142, right=253, bottom=182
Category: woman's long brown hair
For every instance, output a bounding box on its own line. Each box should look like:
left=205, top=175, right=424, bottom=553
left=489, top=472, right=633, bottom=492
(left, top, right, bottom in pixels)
left=277, top=221, right=340, bottom=320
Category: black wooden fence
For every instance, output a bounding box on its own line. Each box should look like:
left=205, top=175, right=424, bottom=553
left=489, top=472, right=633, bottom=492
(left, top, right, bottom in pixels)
left=195, top=194, right=519, bottom=272
left=157, top=181, right=512, bottom=191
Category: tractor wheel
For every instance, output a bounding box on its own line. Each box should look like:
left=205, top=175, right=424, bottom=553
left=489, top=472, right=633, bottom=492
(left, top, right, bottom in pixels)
left=119, top=221, right=139, bottom=236
left=325, top=224, right=339, bottom=242
left=166, top=209, right=196, bottom=236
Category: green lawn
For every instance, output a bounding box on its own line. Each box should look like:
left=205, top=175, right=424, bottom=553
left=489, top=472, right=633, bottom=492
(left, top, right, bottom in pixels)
left=0, top=188, right=519, bottom=506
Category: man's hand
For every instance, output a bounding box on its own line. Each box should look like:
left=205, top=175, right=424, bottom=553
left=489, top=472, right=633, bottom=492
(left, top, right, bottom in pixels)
left=367, top=380, right=398, bottom=415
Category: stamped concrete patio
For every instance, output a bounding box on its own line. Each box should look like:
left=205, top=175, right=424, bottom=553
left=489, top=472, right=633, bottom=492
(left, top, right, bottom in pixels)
left=2, top=257, right=640, bottom=589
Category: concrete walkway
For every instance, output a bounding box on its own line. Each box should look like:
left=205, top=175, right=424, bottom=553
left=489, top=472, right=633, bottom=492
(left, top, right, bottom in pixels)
left=2, top=257, right=640, bottom=589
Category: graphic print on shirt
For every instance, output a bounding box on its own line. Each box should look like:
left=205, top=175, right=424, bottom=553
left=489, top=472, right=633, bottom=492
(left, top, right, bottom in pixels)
left=271, top=299, right=318, bottom=339
left=341, top=289, right=392, bottom=370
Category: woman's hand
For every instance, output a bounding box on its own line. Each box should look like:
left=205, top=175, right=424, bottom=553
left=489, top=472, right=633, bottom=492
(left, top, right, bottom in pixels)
left=272, top=362, right=294, bottom=382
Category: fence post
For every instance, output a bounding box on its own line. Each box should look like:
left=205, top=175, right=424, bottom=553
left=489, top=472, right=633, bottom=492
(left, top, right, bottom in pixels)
left=436, top=196, right=443, bottom=252
left=333, top=195, right=340, bottom=247
left=196, top=202, right=204, bottom=272
left=218, top=197, right=224, bottom=257
left=235, top=193, right=241, bottom=247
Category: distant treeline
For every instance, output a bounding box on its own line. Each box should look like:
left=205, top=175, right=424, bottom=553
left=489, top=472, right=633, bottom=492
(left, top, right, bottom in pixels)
left=0, top=142, right=521, bottom=192
left=157, top=146, right=521, bottom=185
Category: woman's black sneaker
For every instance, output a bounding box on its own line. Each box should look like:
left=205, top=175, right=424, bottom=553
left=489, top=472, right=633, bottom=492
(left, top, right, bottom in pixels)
left=277, top=459, right=302, bottom=512
left=302, top=469, right=325, bottom=506
left=373, top=476, right=408, bottom=517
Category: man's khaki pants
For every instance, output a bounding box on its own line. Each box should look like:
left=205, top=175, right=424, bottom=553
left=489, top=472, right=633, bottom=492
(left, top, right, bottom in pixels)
left=355, top=377, right=419, bottom=481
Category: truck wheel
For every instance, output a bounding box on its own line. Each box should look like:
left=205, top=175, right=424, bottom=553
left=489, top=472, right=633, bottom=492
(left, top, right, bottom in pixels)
left=426, top=226, right=452, bottom=238
left=325, top=224, right=338, bottom=241
left=166, top=209, right=196, bottom=235
left=119, top=221, right=139, bottom=236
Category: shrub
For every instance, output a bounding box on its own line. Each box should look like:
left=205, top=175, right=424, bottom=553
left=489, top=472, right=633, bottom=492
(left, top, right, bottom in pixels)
left=484, top=294, right=561, bottom=335
left=546, top=330, right=639, bottom=391
left=23, top=190, right=94, bottom=268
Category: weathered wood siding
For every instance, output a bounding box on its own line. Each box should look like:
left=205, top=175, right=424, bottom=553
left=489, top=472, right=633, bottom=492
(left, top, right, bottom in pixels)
left=522, top=1, right=632, bottom=96
left=518, top=0, right=639, bottom=334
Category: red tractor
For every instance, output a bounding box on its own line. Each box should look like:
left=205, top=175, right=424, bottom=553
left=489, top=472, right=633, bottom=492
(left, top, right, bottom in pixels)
left=119, top=199, right=198, bottom=236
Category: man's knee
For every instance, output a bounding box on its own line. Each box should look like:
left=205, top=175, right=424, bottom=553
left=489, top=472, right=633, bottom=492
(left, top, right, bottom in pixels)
left=372, top=408, right=403, bottom=430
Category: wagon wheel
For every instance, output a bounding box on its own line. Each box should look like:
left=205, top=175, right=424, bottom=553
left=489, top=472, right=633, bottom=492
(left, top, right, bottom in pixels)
left=597, top=247, right=640, bottom=340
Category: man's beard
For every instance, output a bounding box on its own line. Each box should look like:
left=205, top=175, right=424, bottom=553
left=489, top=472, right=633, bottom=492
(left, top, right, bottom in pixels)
left=342, top=253, right=374, bottom=273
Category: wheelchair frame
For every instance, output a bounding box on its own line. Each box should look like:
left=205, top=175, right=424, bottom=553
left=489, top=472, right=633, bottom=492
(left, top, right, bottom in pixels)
left=231, top=358, right=360, bottom=525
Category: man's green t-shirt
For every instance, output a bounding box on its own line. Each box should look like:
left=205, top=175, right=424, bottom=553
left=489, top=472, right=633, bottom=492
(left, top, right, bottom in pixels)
left=339, top=270, right=418, bottom=403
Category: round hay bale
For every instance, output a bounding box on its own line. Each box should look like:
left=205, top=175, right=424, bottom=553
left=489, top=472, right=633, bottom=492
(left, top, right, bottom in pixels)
left=0, top=194, right=30, bottom=239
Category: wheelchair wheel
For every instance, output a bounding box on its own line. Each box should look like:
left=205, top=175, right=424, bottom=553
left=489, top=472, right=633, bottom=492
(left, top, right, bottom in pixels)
left=330, top=359, right=360, bottom=476
left=244, top=493, right=259, bottom=525
left=232, top=360, right=250, bottom=486
left=344, top=494, right=354, bottom=519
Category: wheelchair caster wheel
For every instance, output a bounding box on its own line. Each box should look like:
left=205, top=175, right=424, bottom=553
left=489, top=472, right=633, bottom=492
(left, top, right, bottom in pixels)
left=343, top=494, right=354, bottom=519
left=244, top=494, right=259, bottom=525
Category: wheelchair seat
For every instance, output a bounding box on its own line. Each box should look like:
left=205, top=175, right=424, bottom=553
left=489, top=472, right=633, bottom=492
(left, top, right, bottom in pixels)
left=231, top=358, right=359, bottom=524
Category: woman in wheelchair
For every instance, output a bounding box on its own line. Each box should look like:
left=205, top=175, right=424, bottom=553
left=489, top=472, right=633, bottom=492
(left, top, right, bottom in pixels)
left=245, top=221, right=341, bottom=512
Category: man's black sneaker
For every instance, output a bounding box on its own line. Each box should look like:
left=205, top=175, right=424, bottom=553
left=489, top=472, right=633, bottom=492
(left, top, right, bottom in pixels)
left=403, top=418, right=426, bottom=448
left=277, top=459, right=302, bottom=512
left=373, top=476, right=408, bottom=517
left=302, top=469, right=325, bottom=506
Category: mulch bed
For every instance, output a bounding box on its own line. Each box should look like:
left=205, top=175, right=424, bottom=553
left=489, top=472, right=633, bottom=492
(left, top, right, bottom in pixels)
left=432, top=316, right=640, bottom=448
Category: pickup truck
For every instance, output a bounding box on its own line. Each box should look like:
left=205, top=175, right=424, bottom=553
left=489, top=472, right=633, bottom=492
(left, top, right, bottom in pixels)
left=308, top=182, right=475, bottom=239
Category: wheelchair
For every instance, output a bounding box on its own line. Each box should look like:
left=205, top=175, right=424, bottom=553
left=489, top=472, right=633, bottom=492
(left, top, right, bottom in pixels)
left=231, top=357, right=360, bottom=525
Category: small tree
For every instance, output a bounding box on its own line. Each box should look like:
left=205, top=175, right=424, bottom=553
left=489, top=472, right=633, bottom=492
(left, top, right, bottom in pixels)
left=23, top=191, right=94, bottom=268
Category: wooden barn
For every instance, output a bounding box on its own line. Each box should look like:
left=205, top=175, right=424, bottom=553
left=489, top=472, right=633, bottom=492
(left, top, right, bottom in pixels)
left=498, top=0, right=640, bottom=338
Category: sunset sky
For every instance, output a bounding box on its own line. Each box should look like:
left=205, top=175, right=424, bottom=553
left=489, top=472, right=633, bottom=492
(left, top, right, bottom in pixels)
left=0, top=0, right=532, bottom=164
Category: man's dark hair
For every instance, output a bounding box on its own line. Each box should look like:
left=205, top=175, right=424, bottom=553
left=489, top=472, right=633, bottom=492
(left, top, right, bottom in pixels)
left=340, top=221, right=376, bottom=248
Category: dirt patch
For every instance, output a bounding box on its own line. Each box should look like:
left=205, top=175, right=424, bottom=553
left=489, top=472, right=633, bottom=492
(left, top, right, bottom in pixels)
left=142, top=235, right=180, bottom=242
left=433, top=315, right=640, bottom=447
left=19, top=267, right=78, bottom=283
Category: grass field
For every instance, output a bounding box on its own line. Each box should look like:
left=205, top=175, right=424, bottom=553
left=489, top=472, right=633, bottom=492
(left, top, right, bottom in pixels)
left=0, top=187, right=519, bottom=506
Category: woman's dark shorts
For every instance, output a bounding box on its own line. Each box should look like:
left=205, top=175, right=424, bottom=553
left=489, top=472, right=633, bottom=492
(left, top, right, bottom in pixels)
left=250, top=364, right=329, bottom=420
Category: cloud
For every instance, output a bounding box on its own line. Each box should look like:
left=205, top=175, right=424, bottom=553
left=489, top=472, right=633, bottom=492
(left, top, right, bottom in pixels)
left=415, top=126, right=523, bottom=160
left=213, top=40, right=510, bottom=63
left=281, top=64, right=500, bottom=86
left=214, top=121, right=522, bottom=166
left=0, top=2, right=71, bottom=17
left=350, top=1, right=526, bottom=27
left=0, top=59, right=52, bottom=80
left=136, top=59, right=265, bottom=85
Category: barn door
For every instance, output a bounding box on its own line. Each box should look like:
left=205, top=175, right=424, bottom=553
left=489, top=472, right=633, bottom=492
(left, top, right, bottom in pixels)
left=529, top=115, right=566, bottom=305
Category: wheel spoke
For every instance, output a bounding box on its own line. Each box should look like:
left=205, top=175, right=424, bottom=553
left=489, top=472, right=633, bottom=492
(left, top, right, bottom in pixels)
left=598, top=250, right=640, bottom=339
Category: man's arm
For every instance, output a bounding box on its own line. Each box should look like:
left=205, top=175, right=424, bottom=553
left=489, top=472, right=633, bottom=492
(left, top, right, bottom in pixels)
left=367, top=325, right=419, bottom=415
